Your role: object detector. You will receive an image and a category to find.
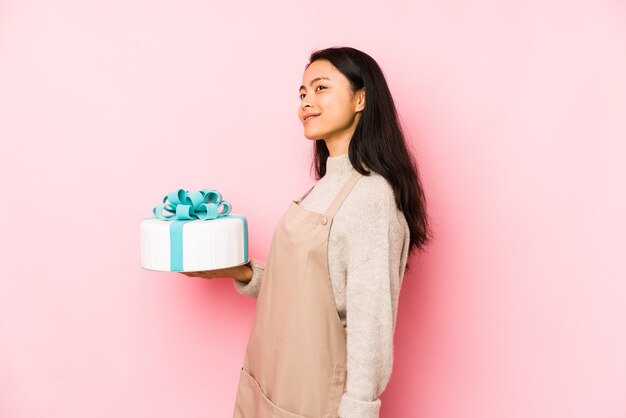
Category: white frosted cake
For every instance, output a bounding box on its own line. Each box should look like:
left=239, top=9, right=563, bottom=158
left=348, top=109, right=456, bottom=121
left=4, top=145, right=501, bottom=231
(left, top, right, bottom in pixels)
left=140, top=189, right=248, bottom=272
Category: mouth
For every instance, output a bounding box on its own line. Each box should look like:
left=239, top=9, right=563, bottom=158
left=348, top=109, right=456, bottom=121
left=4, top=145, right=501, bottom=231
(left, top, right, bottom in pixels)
left=303, top=113, right=320, bottom=123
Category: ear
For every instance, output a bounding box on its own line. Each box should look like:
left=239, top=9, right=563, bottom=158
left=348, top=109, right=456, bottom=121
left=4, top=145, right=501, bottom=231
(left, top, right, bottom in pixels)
left=355, top=87, right=366, bottom=112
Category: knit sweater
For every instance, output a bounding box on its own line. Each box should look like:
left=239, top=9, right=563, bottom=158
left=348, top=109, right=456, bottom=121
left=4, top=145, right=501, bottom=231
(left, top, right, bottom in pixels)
left=233, top=153, right=410, bottom=418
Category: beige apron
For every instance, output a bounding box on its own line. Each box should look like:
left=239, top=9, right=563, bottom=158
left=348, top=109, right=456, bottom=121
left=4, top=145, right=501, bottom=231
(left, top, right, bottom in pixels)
left=233, top=170, right=364, bottom=418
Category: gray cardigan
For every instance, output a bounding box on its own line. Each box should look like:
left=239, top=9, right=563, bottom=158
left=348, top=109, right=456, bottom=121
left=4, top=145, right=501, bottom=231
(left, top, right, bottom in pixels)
left=234, top=153, right=410, bottom=418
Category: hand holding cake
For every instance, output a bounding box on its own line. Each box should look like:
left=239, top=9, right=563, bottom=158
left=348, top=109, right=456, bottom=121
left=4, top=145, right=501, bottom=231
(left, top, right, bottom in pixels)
left=179, top=262, right=253, bottom=282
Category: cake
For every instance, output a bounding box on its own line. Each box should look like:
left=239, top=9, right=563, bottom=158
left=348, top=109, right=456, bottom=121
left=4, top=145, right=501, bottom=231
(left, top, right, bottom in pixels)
left=140, top=188, right=248, bottom=272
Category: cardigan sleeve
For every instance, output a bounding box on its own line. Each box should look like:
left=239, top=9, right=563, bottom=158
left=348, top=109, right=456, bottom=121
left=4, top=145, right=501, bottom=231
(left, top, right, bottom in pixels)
left=232, top=258, right=265, bottom=298
left=337, top=190, right=401, bottom=418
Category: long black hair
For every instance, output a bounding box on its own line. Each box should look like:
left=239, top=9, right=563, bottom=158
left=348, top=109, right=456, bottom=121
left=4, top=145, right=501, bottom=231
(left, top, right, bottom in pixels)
left=306, top=46, right=432, bottom=261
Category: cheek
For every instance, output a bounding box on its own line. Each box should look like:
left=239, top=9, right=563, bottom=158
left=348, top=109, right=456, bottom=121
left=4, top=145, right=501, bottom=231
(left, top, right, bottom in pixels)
left=325, top=95, right=352, bottom=116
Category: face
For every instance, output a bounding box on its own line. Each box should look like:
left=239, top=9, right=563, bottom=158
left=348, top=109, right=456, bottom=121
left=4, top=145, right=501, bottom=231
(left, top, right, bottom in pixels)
left=298, top=59, right=365, bottom=144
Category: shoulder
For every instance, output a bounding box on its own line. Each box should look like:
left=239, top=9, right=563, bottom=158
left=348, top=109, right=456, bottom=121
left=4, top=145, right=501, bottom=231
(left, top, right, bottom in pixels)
left=348, top=170, right=395, bottom=210
left=343, top=170, right=409, bottom=235
left=337, top=170, right=398, bottom=226
left=354, top=170, right=393, bottom=192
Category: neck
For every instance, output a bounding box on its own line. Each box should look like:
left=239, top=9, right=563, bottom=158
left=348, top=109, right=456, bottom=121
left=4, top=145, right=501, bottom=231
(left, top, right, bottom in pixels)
left=325, top=139, right=350, bottom=156
left=325, top=152, right=354, bottom=177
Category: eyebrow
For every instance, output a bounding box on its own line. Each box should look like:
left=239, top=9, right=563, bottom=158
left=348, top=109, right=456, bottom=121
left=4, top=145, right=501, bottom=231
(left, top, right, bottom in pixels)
left=299, top=77, right=331, bottom=92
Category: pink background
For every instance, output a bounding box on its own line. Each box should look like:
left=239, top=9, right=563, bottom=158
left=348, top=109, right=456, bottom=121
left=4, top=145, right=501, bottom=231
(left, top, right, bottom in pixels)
left=1, top=1, right=625, bottom=417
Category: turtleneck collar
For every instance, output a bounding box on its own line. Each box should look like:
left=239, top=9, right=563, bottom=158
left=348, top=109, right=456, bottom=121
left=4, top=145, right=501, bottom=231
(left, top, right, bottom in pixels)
left=325, top=153, right=355, bottom=178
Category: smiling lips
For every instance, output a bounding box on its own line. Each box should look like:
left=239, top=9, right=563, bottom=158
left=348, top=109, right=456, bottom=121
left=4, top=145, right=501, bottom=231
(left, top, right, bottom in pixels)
left=303, top=113, right=320, bottom=123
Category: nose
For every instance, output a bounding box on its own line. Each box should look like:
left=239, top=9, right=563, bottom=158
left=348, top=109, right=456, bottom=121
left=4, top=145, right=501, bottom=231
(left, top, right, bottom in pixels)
left=301, top=94, right=313, bottom=109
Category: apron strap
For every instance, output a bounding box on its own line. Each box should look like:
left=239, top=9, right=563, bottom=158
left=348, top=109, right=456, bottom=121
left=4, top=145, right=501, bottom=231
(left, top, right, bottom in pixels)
left=324, top=171, right=363, bottom=218
left=296, top=184, right=316, bottom=204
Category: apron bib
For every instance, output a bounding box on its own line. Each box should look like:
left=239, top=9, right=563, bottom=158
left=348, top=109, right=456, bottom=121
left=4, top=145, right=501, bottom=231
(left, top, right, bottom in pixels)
left=233, top=171, right=363, bottom=418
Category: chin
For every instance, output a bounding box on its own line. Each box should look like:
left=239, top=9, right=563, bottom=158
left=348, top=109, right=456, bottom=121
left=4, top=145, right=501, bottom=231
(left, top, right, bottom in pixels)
left=303, top=131, right=321, bottom=140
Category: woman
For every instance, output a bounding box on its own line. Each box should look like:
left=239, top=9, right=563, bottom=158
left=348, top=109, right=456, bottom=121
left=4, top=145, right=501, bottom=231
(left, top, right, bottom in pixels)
left=183, top=46, right=431, bottom=418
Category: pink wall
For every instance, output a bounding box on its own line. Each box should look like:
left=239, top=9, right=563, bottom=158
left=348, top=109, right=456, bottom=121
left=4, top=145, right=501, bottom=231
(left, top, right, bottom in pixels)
left=1, top=1, right=625, bottom=417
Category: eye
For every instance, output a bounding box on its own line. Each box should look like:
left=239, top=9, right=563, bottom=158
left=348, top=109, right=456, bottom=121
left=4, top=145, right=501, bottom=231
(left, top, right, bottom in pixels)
left=299, top=85, right=327, bottom=100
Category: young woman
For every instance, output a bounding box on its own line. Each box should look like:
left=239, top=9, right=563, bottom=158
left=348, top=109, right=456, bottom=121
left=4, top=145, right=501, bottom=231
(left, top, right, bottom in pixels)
left=183, top=46, right=431, bottom=418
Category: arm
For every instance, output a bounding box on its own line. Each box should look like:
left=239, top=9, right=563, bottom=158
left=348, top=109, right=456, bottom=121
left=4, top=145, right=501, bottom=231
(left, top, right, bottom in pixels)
left=337, top=192, right=404, bottom=418
left=233, top=258, right=265, bottom=298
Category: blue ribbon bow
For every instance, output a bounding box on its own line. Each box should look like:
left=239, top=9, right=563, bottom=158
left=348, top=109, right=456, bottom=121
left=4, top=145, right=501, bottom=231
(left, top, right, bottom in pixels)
left=153, top=189, right=231, bottom=221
